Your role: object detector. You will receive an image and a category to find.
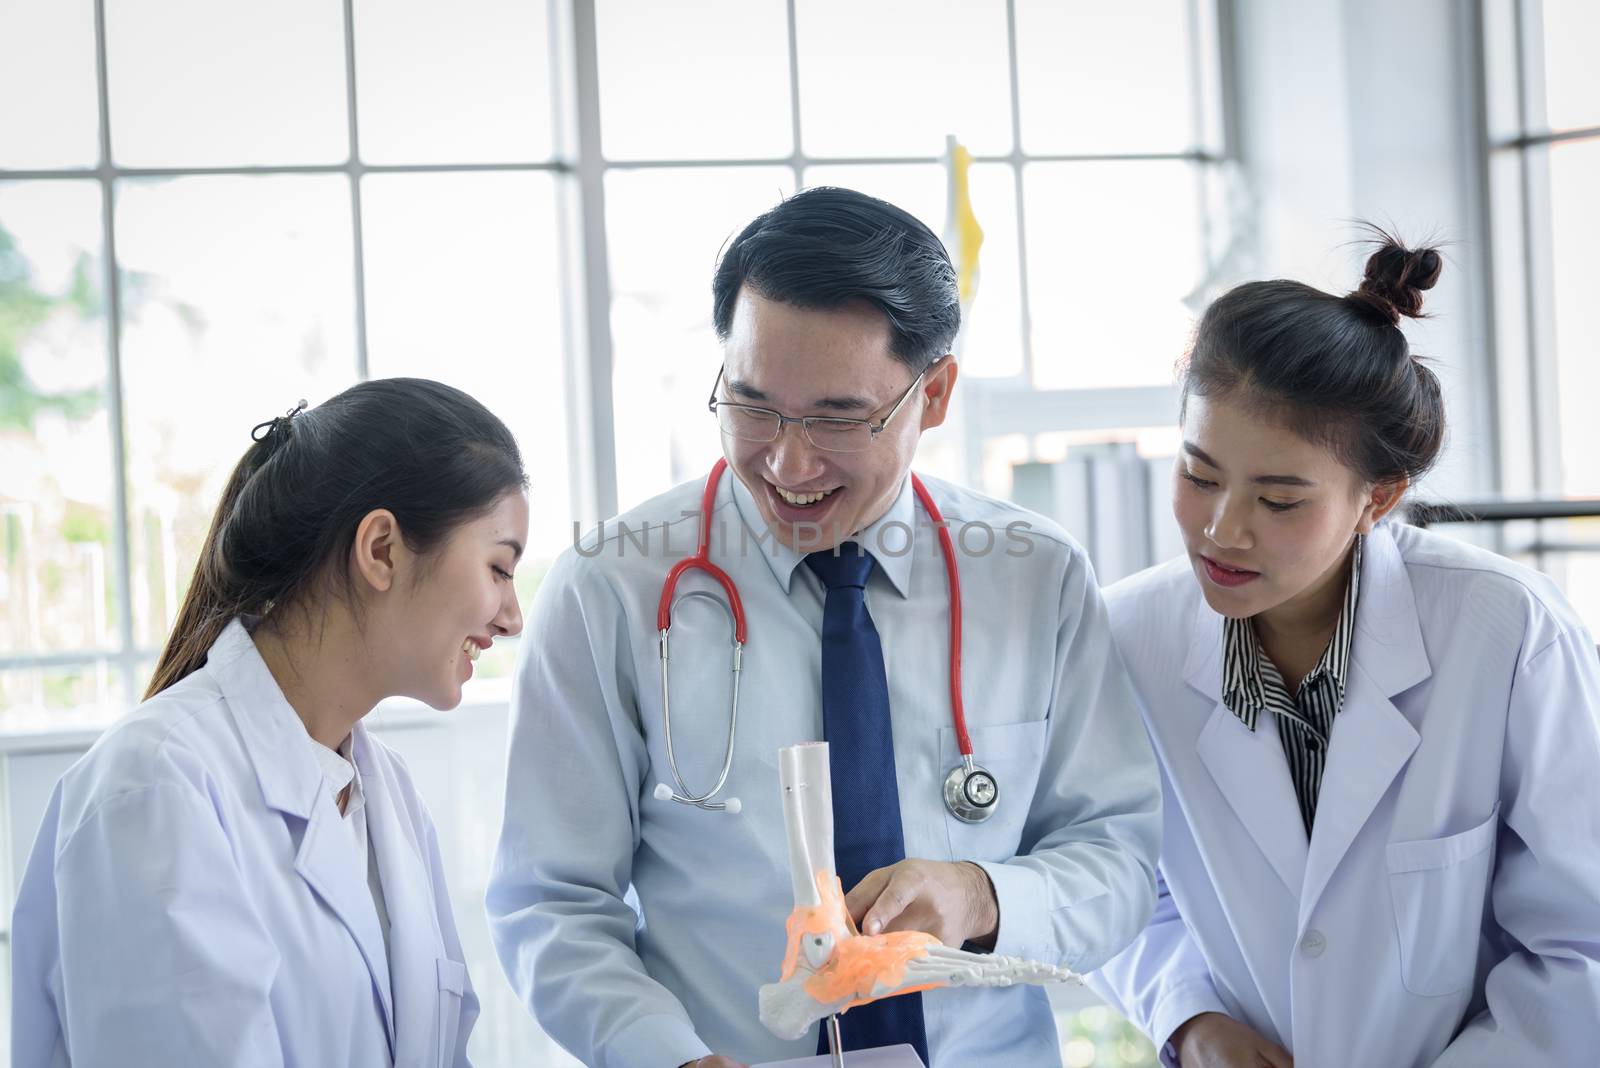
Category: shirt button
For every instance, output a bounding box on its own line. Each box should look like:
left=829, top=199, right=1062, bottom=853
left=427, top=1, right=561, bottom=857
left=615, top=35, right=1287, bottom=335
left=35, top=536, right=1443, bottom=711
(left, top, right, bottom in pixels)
left=1300, top=929, right=1327, bottom=958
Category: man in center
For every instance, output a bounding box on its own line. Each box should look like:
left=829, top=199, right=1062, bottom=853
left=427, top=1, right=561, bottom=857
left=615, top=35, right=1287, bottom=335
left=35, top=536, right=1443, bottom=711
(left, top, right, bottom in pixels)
left=488, top=187, right=1161, bottom=1067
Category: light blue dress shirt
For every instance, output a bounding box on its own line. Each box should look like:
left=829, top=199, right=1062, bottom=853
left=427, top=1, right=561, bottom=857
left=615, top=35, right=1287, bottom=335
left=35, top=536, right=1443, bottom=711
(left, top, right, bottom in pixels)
left=487, top=470, right=1161, bottom=1067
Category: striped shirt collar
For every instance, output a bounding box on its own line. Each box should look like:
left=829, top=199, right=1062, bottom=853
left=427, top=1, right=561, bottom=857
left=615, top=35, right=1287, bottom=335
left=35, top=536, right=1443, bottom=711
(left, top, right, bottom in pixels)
left=1223, top=535, right=1364, bottom=732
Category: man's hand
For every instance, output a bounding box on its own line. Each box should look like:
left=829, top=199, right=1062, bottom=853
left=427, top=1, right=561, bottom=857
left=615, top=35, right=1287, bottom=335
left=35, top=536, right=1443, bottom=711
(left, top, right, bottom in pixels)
left=844, top=859, right=999, bottom=949
left=679, top=1057, right=747, bottom=1068
left=1170, top=1012, right=1293, bottom=1068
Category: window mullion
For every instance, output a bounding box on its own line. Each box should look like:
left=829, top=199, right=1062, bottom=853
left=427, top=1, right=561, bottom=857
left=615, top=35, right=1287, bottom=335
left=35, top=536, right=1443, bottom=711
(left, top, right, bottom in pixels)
left=568, top=0, right=618, bottom=522
left=91, top=0, right=137, bottom=704
left=342, top=0, right=370, bottom=382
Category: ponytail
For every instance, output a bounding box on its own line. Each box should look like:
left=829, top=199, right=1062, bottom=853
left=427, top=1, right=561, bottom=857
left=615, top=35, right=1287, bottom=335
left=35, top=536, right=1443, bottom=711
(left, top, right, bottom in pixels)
left=144, top=439, right=276, bottom=698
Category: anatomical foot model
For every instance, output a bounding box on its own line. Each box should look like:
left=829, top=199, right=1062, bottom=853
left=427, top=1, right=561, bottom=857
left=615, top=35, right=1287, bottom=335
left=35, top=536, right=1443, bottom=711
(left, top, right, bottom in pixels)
left=758, top=743, right=1082, bottom=1042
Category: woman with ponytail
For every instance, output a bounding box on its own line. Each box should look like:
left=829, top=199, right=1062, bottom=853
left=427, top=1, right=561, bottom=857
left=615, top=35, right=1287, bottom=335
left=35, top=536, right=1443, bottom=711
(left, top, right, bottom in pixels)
left=1089, top=234, right=1600, bottom=1066
left=11, top=378, right=529, bottom=1067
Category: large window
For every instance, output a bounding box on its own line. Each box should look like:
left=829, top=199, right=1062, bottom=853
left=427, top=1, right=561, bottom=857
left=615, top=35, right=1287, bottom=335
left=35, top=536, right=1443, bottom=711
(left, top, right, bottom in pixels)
left=1483, top=0, right=1600, bottom=620
left=2, top=0, right=1225, bottom=731
left=4, top=6, right=1223, bottom=1060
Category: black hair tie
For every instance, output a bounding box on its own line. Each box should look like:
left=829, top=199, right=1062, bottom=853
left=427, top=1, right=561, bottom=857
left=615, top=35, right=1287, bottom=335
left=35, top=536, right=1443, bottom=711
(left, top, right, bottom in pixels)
left=251, top=399, right=309, bottom=443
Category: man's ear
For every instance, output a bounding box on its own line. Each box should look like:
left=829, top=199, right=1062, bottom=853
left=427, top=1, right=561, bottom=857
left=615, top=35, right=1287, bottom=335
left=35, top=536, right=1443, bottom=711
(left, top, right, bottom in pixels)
left=1356, top=476, right=1409, bottom=533
left=918, top=355, right=959, bottom=431
left=351, top=509, right=400, bottom=593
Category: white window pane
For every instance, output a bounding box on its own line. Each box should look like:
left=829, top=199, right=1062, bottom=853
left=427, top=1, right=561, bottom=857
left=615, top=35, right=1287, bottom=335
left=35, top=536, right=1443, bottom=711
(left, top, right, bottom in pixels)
left=596, top=0, right=791, bottom=161
left=1024, top=161, right=1200, bottom=389
left=1541, top=0, right=1600, bottom=132
left=606, top=167, right=794, bottom=506
left=959, top=164, right=1025, bottom=379
left=0, top=664, right=128, bottom=732
left=796, top=0, right=1013, bottom=158
left=1015, top=0, right=1192, bottom=155
left=115, top=176, right=358, bottom=647
left=362, top=172, right=571, bottom=571
left=105, top=0, right=348, bottom=167
left=0, top=0, right=99, bottom=168
left=803, top=162, right=1022, bottom=378
left=1550, top=139, right=1600, bottom=495
left=0, top=182, right=114, bottom=676
left=354, top=0, right=554, bottom=164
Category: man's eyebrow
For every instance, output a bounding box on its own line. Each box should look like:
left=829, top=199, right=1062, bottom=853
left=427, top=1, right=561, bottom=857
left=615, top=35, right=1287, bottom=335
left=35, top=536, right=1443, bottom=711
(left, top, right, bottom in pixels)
left=725, top=378, right=875, bottom=413
left=725, top=378, right=768, bottom=402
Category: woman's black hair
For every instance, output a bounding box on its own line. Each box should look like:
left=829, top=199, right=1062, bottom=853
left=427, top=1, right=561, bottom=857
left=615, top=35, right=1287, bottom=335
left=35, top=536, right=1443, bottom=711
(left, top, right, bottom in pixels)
left=711, top=186, right=961, bottom=372
left=1181, top=227, right=1446, bottom=485
left=146, top=377, right=526, bottom=699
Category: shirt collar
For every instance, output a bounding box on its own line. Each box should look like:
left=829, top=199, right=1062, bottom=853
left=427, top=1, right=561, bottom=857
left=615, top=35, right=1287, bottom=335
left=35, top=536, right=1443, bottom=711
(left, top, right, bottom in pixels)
left=726, top=467, right=917, bottom=598
left=1222, top=534, right=1364, bottom=730
left=309, top=732, right=365, bottom=818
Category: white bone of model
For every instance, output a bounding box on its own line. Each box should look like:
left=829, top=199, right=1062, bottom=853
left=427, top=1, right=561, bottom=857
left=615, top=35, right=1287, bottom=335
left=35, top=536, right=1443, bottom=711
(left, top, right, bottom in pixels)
left=757, top=742, right=1081, bottom=1042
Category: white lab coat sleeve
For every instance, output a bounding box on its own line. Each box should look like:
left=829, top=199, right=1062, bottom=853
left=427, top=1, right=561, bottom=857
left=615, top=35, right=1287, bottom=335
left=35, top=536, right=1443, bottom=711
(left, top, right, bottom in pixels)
left=1087, top=869, right=1230, bottom=1068
left=52, top=781, right=286, bottom=1067
left=1432, top=625, right=1600, bottom=1067
left=975, top=546, right=1163, bottom=974
left=486, top=550, right=712, bottom=1068
left=422, top=805, right=479, bottom=1067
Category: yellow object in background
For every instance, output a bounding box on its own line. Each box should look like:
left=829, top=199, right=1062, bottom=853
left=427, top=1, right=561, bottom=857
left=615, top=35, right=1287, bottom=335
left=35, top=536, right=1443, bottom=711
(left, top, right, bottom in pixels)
left=944, top=135, right=985, bottom=307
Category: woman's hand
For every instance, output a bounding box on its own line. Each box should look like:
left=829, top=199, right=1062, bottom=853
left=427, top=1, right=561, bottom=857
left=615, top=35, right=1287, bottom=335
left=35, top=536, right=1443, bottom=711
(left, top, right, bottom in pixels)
left=1171, top=1012, right=1293, bottom=1068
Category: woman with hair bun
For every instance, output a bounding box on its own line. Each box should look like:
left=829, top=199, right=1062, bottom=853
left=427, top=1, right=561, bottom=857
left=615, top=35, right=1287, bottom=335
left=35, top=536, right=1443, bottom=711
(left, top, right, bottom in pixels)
left=1089, top=234, right=1600, bottom=1066
left=11, top=378, right=529, bottom=1067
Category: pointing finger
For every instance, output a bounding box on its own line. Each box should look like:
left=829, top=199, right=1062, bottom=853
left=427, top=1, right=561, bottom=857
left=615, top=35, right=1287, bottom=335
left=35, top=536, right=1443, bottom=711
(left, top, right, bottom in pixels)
left=862, top=868, right=920, bottom=936
left=843, top=865, right=894, bottom=927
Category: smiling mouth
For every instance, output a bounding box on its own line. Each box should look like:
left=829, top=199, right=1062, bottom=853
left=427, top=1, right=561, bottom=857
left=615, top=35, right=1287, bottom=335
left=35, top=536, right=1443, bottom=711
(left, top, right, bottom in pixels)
left=771, top=483, right=838, bottom=508
left=462, top=639, right=483, bottom=662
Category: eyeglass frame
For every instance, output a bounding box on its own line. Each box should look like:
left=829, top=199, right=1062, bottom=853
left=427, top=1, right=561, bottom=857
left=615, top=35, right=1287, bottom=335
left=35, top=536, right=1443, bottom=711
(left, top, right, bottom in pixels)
left=705, top=357, right=942, bottom=453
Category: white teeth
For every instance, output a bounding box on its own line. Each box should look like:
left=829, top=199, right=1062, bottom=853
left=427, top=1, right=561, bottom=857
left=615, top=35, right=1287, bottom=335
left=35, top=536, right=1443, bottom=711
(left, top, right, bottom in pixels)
left=463, top=640, right=481, bottom=662
left=774, top=485, right=836, bottom=507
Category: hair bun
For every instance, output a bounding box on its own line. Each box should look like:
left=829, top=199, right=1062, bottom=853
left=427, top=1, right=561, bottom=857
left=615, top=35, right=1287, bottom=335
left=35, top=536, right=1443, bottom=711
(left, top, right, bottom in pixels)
left=1351, top=233, right=1442, bottom=325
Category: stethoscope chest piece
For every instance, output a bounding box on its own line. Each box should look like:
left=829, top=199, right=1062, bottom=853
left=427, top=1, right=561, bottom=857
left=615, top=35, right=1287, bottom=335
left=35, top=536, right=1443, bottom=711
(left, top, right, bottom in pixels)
left=943, top=758, right=999, bottom=823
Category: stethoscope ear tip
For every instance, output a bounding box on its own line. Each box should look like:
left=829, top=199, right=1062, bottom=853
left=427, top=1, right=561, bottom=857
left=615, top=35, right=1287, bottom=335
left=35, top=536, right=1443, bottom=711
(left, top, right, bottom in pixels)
left=653, top=783, right=675, bottom=802
left=723, top=797, right=742, bottom=815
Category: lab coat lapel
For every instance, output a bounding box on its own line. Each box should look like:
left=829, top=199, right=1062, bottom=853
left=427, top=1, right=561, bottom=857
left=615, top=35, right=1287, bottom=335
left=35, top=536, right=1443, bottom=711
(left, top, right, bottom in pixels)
left=292, top=796, right=397, bottom=1050
left=210, top=621, right=397, bottom=1048
left=1186, top=600, right=1310, bottom=897
left=1298, top=525, right=1427, bottom=930
left=1196, top=703, right=1311, bottom=897
left=355, top=726, right=439, bottom=1065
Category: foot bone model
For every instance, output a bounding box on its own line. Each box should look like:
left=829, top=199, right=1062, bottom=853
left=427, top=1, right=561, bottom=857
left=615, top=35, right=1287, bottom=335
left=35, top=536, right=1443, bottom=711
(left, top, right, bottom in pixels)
left=757, top=742, right=1081, bottom=1041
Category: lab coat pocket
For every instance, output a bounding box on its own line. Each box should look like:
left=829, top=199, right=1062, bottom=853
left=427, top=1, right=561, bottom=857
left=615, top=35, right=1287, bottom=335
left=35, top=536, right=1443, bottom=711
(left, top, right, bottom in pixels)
left=1385, top=803, right=1500, bottom=997
left=434, top=957, right=469, bottom=1066
left=939, top=720, right=1049, bottom=863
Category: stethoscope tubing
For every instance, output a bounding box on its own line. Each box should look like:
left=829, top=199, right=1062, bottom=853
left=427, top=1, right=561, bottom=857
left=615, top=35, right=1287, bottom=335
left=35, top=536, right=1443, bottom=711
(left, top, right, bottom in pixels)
left=655, top=458, right=979, bottom=813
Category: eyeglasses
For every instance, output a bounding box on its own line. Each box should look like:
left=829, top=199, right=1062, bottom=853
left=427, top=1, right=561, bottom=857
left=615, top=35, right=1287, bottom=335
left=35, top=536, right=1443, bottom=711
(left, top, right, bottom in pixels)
left=706, top=362, right=932, bottom=454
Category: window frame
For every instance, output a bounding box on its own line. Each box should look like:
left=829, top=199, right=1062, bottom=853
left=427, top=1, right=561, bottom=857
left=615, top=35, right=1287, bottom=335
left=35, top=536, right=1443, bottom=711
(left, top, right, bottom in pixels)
left=1482, top=0, right=1600, bottom=498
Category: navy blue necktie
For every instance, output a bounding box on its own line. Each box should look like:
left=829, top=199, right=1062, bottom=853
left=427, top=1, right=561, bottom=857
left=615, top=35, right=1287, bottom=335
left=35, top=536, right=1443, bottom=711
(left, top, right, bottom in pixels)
left=805, top=543, right=929, bottom=1063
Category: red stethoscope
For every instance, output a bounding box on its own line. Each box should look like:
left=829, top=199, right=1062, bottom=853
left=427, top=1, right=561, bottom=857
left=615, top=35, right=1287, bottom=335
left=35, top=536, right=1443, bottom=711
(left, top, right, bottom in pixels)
left=651, top=458, right=998, bottom=823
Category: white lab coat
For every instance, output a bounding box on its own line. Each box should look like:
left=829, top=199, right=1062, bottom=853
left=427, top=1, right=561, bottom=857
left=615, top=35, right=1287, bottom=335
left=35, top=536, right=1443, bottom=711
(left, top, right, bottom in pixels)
left=9, top=620, right=478, bottom=1068
left=1090, top=522, right=1600, bottom=1067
